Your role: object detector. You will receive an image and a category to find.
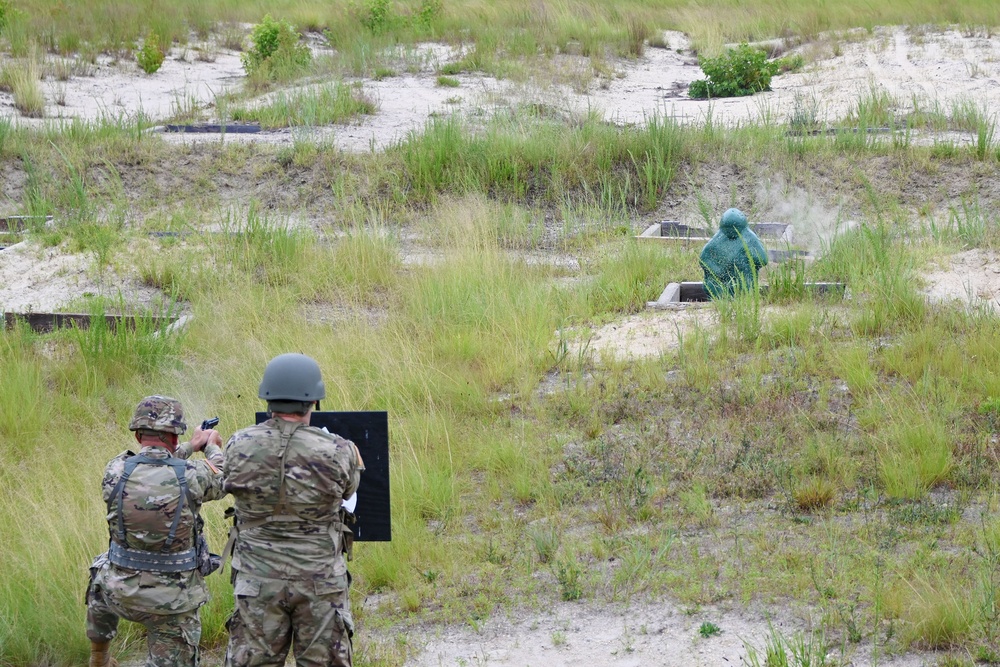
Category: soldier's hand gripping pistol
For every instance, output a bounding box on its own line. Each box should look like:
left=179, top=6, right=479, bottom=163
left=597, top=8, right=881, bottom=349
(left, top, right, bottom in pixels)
left=196, top=417, right=221, bottom=473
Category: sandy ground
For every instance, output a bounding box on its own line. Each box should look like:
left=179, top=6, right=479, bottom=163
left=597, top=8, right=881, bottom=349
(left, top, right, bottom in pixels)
left=396, top=599, right=930, bottom=667
left=0, top=240, right=165, bottom=312
left=923, top=248, right=1000, bottom=312
left=5, top=26, right=1000, bottom=150
left=583, top=306, right=717, bottom=360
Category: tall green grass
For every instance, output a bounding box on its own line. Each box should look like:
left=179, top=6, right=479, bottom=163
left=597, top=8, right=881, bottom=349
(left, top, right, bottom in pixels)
left=398, top=112, right=684, bottom=208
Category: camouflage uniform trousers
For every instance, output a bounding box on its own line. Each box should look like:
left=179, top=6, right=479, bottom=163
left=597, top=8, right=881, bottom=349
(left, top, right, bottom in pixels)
left=86, top=586, right=202, bottom=667
left=225, top=572, right=353, bottom=667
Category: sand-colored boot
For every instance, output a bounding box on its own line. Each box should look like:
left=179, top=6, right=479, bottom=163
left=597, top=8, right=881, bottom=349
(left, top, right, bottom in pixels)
left=89, top=641, right=118, bottom=667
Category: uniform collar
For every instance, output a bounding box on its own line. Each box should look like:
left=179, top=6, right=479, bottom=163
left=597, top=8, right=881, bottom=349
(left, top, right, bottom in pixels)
left=138, top=445, right=174, bottom=458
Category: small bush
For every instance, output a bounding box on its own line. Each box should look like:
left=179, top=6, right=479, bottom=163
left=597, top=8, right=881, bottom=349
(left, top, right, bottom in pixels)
left=362, top=0, right=394, bottom=34
left=688, top=44, right=778, bottom=99
left=436, top=75, right=459, bottom=88
left=554, top=556, right=583, bottom=601
left=241, top=15, right=311, bottom=80
left=415, top=0, right=443, bottom=31
left=699, top=622, right=722, bottom=638
left=0, top=0, right=11, bottom=33
left=136, top=32, right=165, bottom=74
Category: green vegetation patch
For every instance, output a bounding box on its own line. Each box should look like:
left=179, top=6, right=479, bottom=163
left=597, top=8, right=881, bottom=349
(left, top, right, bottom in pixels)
left=688, top=43, right=778, bottom=99
left=230, top=82, right=376, bottom=128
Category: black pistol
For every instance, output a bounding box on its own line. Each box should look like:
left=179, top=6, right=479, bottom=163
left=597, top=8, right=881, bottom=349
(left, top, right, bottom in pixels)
left=201, top=417, right=220, bottom=431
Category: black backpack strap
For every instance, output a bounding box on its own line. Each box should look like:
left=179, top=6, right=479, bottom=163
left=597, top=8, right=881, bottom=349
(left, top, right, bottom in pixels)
left=162, top=459, right=190, bottom=549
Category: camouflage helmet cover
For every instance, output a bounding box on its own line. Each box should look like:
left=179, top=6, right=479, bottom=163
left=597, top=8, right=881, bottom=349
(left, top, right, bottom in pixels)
left=128, top=395, right=187, bottom=434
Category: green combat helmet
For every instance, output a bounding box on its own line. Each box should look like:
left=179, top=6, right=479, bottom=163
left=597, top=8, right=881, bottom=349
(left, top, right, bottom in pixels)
left=128, top=395, right=187, bottom=434
left=259, top=353, right=325, bottom=413
left=699, top=207, right=769, bottom=299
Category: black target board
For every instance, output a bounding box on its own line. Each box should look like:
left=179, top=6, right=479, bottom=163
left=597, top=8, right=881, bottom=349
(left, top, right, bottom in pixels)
left=255, top=411, right=391, bottom=542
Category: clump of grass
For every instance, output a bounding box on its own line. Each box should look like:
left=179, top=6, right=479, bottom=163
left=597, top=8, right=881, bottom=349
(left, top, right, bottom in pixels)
left=901, top=575, right=977, bottom=649
left=742, top=625, right=828, bottom=667
left=680, top=483, right=716, bottom=526
left=230, top=82, right=376, bottom=128
left=793, top=475, right=836, bottom=511
left=436, top=74, right=460, bottom=87
left=527, top=522, right=560, bottom=564
left=4, top=57, right=45, bottom=118
left=587, top=240, right=683, bottom=315
left=875, top=408, right=952, bottom=500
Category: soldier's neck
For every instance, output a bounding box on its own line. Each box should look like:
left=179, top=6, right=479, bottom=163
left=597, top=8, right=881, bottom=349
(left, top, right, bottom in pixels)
left=136, top=436, right=177, bottom=454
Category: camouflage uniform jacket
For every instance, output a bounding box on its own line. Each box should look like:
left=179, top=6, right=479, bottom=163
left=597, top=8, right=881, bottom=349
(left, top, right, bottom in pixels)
left=223, top=418, right=362, bottom=581
left=94, top=443, right=225, bottom=614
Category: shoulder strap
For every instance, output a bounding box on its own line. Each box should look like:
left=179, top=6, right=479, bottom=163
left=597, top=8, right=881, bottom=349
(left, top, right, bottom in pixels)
left=273, top=420, right=304, bottom=518
left=109, top=454, right=195, bottom=549
left=221, top=421, right=305, bottom=569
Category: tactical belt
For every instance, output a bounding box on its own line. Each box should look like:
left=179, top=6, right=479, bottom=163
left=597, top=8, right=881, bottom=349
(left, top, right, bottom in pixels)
left=109, top=541, right=198, bottom=572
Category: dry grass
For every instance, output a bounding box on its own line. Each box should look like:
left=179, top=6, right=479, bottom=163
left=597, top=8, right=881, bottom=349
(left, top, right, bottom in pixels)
left=3, top=57, right=45, bottom=118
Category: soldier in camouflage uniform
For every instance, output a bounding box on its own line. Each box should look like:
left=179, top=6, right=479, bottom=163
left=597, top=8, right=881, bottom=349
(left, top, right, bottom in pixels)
left=85, top=396, right=226, bottom=667
left=223, top=353, right=364, bottom=667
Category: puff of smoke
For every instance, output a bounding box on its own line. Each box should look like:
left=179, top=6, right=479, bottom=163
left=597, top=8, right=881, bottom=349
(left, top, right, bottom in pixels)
left=755, top=176, right=857, bottom=255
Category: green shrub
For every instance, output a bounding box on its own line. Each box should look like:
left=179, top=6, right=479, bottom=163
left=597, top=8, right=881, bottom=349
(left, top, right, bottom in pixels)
left=361, top=0, right=393, bottom=34
left=416, top=0, right=443, bottom=31
left=136, top=32, right=165, bottom=74
left=241, top=15, right=311, bottom=80
left=0, top=0, right=11, bottom=33
left=554, top=556, right=583, bottom=601
left=688, top=43, right=778, bottom=99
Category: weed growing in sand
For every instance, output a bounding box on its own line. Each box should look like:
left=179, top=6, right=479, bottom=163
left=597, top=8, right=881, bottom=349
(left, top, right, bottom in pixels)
left=932, top=197, right=995, bottom=249
left=699, top=622, right=722, bottom=638
left=136, top=31, right=165, bottom=74
left=899, top=574, right=977, bottom=649
left=555, top=555, right=584, bottom=601
left=742, top=624, right=828, bottom=666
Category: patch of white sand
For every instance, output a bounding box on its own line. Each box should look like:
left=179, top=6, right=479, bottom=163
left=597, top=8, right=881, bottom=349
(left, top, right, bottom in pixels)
left=582, top=307, right=717, bottom=360
left=0, top=240, right=164, bottom=313
left=922, top=248, right=1000, bottom=311
left=398, top=599, right=930, bottom=667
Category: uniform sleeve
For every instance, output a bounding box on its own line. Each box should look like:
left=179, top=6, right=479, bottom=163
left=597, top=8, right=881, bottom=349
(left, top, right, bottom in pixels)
left=342, top=441, right=362, bottom=500
left=174, top=442, right=194, bottom=460
left=101, top=454, right=128, bottom=504
left=188, top=444, right=227, bottom=502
